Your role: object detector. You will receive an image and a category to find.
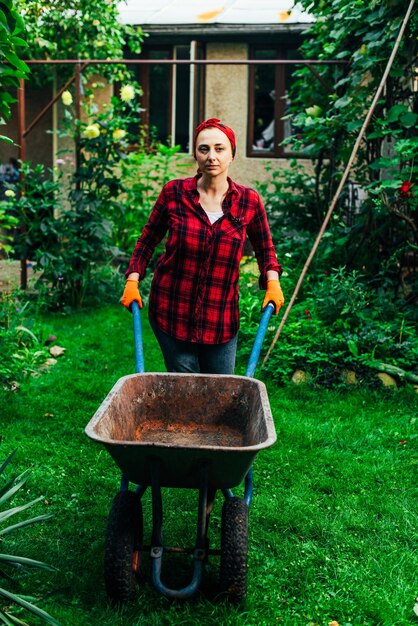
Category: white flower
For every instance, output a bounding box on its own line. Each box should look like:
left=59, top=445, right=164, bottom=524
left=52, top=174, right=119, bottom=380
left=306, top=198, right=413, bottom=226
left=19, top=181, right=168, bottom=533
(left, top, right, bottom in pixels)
left=5, top=189, right=15, bottom=198
left=61, top=90, right=73, bottom=106
left=112, top=129, right=126, bottom=142
left=120, top=84, right=135, bottom=103
left=82, top=123, right=100, bottom=139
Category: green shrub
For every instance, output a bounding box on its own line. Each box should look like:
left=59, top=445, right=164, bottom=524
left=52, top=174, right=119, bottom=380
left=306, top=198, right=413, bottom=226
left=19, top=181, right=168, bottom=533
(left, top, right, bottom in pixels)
left=0, top=198, right=18, bottom=256
left=8, top=92, right=184, bottom=310
left=0, top=291, right=50, bottom=388
left=238, top=267, right=418, bottom=387
left=116, top=143, right=188, bottom=257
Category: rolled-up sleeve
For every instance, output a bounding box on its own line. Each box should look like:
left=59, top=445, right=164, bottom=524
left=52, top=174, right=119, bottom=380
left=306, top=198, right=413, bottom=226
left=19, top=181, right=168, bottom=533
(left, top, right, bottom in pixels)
left=246, top=194, right=282, bottom=289
left=125, top=186, right=169, bottom=279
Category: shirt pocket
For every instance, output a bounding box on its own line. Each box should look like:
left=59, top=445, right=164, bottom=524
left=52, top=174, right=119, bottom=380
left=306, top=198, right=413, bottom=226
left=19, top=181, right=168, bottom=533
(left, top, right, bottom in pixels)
left=218, top=217, right=246, bottom=241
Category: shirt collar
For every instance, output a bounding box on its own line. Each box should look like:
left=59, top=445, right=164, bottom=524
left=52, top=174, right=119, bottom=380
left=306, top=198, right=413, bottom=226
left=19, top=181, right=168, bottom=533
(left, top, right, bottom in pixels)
left=187, top=174, right=240, bottom=198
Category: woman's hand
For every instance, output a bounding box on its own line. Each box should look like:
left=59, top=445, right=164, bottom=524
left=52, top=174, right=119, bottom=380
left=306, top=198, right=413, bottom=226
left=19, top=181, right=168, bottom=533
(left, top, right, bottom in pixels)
left=262, top=279, right=284, bottom=314
left=121, top=279, right=143, bottom=310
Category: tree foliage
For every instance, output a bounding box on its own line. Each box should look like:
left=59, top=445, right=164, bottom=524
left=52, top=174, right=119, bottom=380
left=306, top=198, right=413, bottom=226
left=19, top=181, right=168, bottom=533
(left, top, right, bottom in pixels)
left=15, top=0, right=143, bottom=83
left=0, top=0, right=29, bottom=142
left=265, top=0, right=417, bottom=306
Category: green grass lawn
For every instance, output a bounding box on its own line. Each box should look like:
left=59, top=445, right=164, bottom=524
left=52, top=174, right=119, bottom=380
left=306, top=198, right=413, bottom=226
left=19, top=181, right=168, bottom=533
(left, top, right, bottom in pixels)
left=1, top=305, right=417, bottom=626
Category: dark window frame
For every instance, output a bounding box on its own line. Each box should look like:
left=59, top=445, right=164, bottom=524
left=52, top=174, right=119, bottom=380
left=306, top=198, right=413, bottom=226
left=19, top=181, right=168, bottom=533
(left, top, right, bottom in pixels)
left=247, top=45, right=297, bottom=159
left=135, top=43, right=205, bottom=152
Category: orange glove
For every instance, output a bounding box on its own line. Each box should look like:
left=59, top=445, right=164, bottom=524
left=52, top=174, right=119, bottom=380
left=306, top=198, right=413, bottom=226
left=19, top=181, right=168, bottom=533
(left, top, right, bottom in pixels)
left=121, top=279, right=143, bottom=311
left=262, top=279, right=284, bottom=315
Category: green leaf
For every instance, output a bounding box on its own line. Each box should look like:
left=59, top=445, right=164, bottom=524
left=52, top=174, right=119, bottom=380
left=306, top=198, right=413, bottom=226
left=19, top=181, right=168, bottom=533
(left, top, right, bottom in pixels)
left=399, top=112, right=418, bottom=128
left=347, top=340, right=359, bottom=357
left=0, top=588, right=61, bottom=626
left=0, top=10, right=10, bottom=33
left=379, top=179, right=402, bottom=189
left=15, top=326, right=39, bottom=344
left=0, top=608, right=22, bottom=626
left=3, top=51, right=29, bottom=73
left=0, top=514, right=53, bottom=537
left=0, top=496, right=44, bottom=523
left=334, top=95, right=353, bottom=109
left=10, top=36, right=27, bottom=48
left=1, top=92, right=15, bottom=103
left=347, top=120, right=363, bottom=132
left=0, top=554, right=55, bottom=571
left=0, top=450, right=17, bottom=477
left=0, top=469, right=31, bottom=504
left=386, top=104, right=408, bottom=122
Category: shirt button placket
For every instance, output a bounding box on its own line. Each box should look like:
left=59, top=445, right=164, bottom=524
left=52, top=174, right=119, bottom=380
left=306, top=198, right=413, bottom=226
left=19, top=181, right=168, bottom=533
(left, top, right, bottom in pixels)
left=192, top=228, right=214, bottom=342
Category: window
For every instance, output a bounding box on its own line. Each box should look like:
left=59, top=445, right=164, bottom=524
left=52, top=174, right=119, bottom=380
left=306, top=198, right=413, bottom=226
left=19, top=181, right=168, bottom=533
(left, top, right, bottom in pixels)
left=135, top=43, right=204, bottom=152
left=247, top=47, right=299, bottom=158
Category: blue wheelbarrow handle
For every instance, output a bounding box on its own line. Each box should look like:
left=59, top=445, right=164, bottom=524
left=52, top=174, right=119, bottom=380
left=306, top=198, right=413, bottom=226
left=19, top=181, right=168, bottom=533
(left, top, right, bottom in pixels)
left=245, top=302, right=274, bottom=378
left=131, top=300, right=275, bottom=377
left=131, top=301, right=145, bottom=374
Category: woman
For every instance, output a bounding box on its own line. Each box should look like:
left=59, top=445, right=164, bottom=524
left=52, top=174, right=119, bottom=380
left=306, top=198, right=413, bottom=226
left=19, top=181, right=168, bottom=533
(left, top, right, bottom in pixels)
left=121, top=118, right=284, bottom=374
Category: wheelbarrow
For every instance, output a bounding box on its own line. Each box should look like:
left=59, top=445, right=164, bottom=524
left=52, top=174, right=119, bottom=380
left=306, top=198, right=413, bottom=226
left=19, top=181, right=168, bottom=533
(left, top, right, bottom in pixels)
left=85, top=302, right=276, bottom=603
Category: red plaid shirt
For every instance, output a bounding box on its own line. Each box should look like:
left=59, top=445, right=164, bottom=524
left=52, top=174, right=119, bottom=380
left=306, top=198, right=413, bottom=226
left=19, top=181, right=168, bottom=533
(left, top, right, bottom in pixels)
left=126, top=175, right=281, bottom=344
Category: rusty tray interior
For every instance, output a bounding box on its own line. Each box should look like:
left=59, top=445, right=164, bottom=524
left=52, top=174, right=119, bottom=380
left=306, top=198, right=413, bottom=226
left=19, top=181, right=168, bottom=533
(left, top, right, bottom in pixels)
left=85, top=373, right=276, bottom=488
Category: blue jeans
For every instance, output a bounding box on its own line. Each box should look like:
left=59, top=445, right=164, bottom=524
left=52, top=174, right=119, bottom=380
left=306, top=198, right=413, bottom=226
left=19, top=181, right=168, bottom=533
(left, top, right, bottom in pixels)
left=149, top=315, right=237, bottom=374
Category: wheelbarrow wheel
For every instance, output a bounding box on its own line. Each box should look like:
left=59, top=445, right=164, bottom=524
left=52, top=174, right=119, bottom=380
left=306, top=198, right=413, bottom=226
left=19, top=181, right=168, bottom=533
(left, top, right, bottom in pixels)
left=219, top=497, right=248, bottom=603
left=104, top=490, right=143, bottom=602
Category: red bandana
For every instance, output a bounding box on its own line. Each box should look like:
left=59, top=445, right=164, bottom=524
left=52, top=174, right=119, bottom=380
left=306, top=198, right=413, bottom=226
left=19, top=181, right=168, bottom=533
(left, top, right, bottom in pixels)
left=193, top=118, right=236, bottom=158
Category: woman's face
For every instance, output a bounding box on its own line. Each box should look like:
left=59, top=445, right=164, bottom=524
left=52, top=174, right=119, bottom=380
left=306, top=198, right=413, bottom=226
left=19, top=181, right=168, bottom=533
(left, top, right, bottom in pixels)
left=195, top=127, right=233, bottom=177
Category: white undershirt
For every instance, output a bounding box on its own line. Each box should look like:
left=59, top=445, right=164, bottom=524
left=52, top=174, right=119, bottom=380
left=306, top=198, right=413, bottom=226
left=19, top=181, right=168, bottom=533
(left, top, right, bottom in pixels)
left=204, top=210, right=224, bottom=224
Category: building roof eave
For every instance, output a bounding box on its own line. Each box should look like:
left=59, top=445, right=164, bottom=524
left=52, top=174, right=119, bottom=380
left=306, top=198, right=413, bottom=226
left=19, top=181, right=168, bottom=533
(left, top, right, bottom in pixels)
left=141, top=22, right=311, bottom=37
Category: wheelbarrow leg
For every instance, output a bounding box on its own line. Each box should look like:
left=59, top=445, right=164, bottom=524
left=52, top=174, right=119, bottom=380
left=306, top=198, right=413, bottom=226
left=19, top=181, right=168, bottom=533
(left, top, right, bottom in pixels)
left=150, top=462, right=208, bottom=599
left=221, top=467, right=253, bottom=508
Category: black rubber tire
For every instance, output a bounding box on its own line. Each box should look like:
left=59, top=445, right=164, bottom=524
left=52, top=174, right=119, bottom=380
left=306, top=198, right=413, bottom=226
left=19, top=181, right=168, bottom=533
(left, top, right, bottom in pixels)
left=104, top=491, right=143, bottom=602
left=219, top=497, right=248, bottom=603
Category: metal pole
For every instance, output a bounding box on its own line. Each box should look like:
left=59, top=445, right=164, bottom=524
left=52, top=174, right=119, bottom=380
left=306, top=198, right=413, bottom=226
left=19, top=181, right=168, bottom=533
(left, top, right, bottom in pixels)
left=22, top=59, right=344, bottom=65
left=17, top=78, right=27, bottom=290
left=74, top=61, right=82, bottom=185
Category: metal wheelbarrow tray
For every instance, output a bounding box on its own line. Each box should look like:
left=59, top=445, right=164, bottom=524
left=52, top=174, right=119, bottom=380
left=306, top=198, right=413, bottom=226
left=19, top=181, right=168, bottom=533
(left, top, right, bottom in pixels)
left=85, top=371, right=276, bottom=489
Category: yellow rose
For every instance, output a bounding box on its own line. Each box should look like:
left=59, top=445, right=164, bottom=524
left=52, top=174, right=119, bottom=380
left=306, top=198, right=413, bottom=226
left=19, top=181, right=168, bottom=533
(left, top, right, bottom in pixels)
left=305, top=105, right=322, bottom=118
left=112, top=129, right=126, bottom=142
left=120, top=84, right=135, bottom=103
left=82, top=123, right=100, bottom=139
left=61, top=90, right=73, bottom=106
left=5, top=189, right=15, bottom=198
